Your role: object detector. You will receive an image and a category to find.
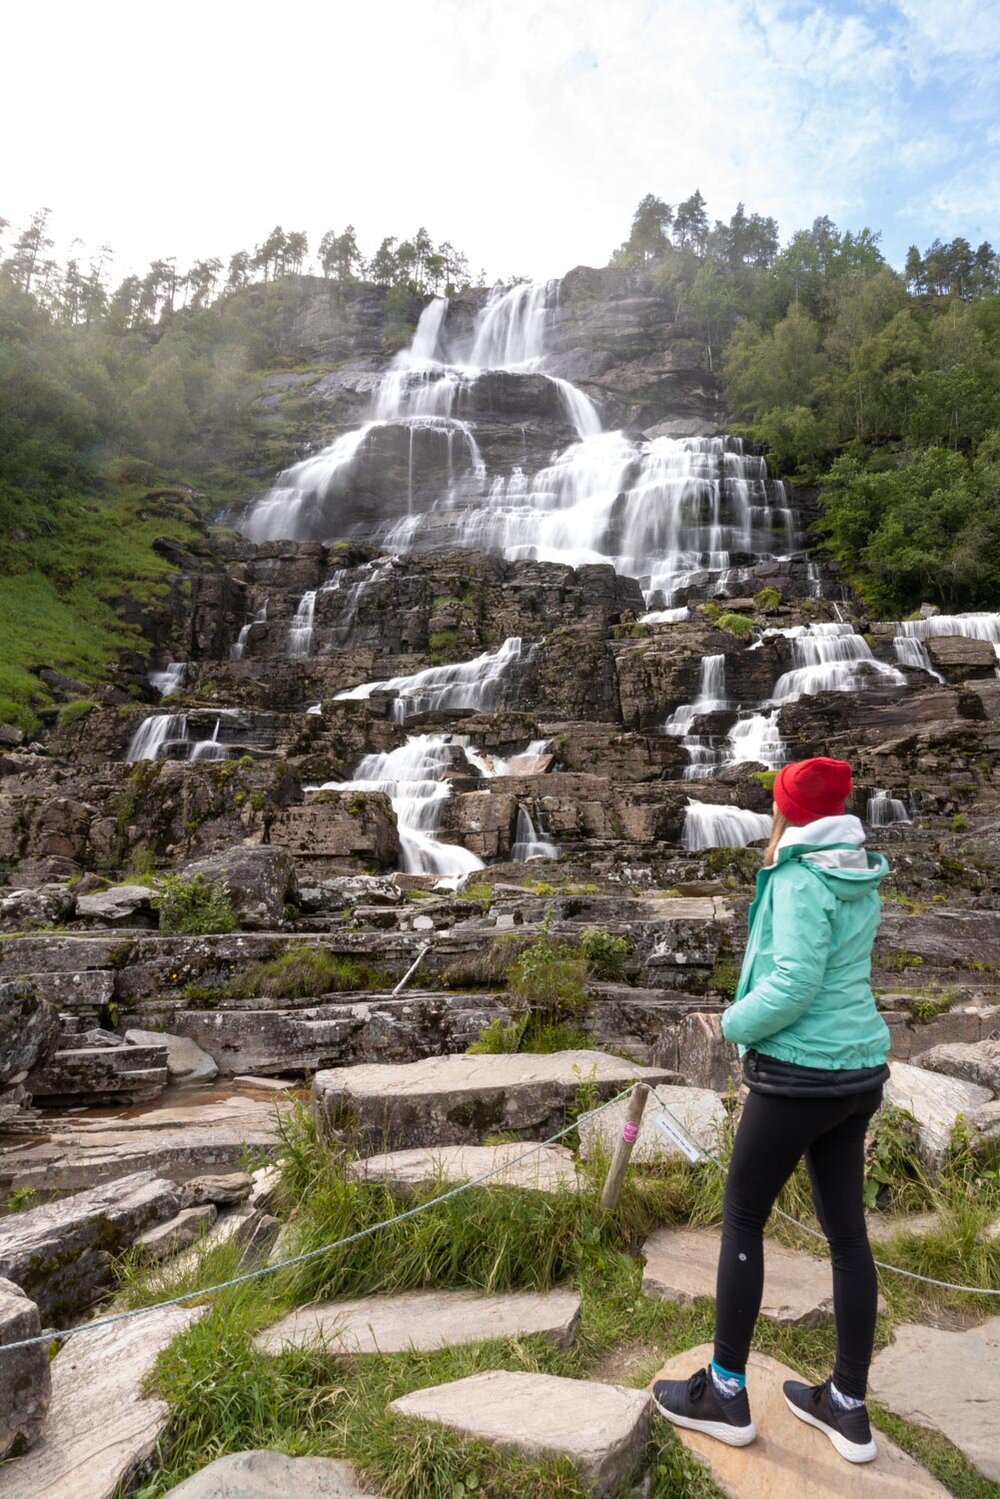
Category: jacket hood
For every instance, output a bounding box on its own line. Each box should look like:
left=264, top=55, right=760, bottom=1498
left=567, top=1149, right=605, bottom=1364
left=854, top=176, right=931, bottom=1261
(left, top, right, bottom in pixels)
left=775, top=814, right=888, bottom=899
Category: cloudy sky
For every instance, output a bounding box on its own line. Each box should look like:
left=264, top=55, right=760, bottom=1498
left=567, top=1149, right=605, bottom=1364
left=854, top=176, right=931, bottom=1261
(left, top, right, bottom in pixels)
left=4, top=0, right=999, bottom=286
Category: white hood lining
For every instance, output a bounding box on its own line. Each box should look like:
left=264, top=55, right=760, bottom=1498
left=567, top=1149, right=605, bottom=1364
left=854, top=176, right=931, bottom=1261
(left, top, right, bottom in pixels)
left=775, top=813, right=866, bottom=852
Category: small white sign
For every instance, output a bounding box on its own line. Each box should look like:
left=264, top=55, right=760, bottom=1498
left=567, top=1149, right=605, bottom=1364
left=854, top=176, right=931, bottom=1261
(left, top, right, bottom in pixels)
left=656, top=1113, right=703, bottom=1164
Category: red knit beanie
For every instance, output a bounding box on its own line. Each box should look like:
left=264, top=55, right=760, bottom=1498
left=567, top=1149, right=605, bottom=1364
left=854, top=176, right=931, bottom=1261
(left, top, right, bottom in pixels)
left=773, top=757, right=852, bottom=825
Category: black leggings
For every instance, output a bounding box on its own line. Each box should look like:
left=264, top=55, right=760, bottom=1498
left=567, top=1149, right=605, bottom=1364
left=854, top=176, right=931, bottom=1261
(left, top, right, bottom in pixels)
left=713, top=1084, right=883, bottom=1398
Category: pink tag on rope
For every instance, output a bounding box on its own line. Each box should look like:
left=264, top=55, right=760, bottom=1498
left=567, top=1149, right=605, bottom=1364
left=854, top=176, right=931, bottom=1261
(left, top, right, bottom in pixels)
left=622, top=1121, right=639, bottom=1143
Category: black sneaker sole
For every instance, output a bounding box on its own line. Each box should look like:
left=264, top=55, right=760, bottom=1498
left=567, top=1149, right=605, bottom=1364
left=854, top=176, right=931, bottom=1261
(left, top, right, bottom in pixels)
left=653, top=1392, right=757, bottom=1447
left=784, top=1394, right=877, bottom=1463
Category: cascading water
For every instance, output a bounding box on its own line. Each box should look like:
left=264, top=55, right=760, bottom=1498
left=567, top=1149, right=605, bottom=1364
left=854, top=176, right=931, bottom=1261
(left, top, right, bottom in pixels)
left=893, top=635, right=944, bottom=683
left=665, top=655, right=729, bottom=780
left=312, top=736, right=484, bottom=877
left=127, top=715, right=189, bottom=762
left=867, top=789, right=911, bottom=827
left=334, top=637, right=531, bottom=723
left=231, top=599, right=268, bottom=661
left=681, top=801, right=773, bottom=851
left=725, top=713, right=786, bottom=770
left=769, top=623, right=905, bottom=703
left=891, top=614, right=1000, bottom=678
left=149, top=662, right=186, bottom=697
left=190, top=720, right=226, bottom=762
left=288, top=591, right=318, bottom=660
left=511, top=805, right=560, bottom=862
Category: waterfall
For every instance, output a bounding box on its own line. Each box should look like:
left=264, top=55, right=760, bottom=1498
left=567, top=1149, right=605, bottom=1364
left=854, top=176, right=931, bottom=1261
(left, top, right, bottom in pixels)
left=463, top=738, right=552, bottom=778
left=548, top=376, right=602, bottom=439
left=769, top=623, right=905, bottom=703
left=468, top=281, right=555, bottom=368
left=893, top=635, right=944, bottom=683
left=334, top=637, right=530, bottom=722
left=892, top=613, right=1000, bottom=676
left=726, top=712, right=786, bottom=770
left=231, top=599, right=268, bottom=661
left=681, top=801, right=772, bottom=851
left=511, top=805, right=560, bottom=862
left=665, top=654, right=730, bottom=781
left=241, top=427, right=373, bottom=544
left=190, top=720, right=226, bottom=762
left=641, top=606, right=690, bottom=624
left=312, top=735, right=484, bottom=877
left=288, top=591, right=318, bottom=659
left=149, top=662, right=186, bottom=697
left=126, top=715, right=189, bottom=762
left=867, top=789, right=911, bottom=827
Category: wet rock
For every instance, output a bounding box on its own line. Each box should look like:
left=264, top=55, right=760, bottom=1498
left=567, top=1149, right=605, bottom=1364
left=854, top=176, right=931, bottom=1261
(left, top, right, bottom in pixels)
left=0, top=1277, right=50, bottom=1458
left=75, top=884, right=157, bottom=927
left=0, top=978, right=60, bottom=1086
left=125, top=1027, right=219, bottom=1084
left=138, top=1204, right=218, bottom=1262
left=389, top=1370, right=650, bottom=1496
left=0, top=883, right=76, bottom=932
left=0, top=1170, right=181, bottom=1323
left=183, top=845, right=298, bottom=929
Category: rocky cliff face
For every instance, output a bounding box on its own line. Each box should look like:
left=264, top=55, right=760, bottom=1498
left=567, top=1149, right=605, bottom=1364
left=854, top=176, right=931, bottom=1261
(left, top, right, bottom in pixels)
left=2, top=271, right=999, bottom=1167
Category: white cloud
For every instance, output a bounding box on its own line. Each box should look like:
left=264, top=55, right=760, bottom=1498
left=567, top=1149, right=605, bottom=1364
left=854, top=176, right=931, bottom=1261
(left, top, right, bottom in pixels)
left=0, top=0, right=996, bottom=283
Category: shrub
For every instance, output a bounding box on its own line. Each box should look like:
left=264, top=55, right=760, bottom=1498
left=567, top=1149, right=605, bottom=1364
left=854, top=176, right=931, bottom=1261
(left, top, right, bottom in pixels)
left=751, top=769, right=778, bottom=793
left=508, top=929, right=589, bottom=1024
left=153, top=874, right=237, bottom=935
left=864, top=1105, right=924, bottom=1209
left=715, top=611, right=755, bottom=638
left=581, top=927, right=629, bottom=981
left=753, top=586, right=782, bottom=611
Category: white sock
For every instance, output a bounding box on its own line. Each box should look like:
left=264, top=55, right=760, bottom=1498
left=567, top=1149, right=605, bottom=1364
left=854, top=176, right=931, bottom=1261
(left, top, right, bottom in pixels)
left=830, top=1381, right=864, bottom=1410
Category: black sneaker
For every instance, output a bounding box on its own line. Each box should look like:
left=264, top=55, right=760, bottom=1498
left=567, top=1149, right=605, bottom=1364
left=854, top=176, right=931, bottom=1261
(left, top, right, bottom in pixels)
left=783, top=1378, right=878, bottom=1463
left=652, top=1366, right=756, bottom=1447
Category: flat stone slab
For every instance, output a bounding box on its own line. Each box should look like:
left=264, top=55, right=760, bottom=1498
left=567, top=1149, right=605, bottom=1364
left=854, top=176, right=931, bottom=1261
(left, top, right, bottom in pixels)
left=0, top=1094, right=286, bottom=1193
left=389, top=1369, right=650, bottom=1495
left=885, top=1061, right=991, bottom=1166
left=643, top=1227, right=838, bottom=1327
left=255, top=1287, right=581, bottom=1357
left=3, top=1304, right=204, bottom=1499
left=651, top=1343, right=947, bottom=1496
left=312, top=1051, right=678, bottom=1149
left=578, top=1086, right=726, bottom=1164
left=869, top=1319, right=1000, bottom=1481
left=163, top=1449, right=378, bottom=1497
left=347, top=1141, right=578, bottom=1194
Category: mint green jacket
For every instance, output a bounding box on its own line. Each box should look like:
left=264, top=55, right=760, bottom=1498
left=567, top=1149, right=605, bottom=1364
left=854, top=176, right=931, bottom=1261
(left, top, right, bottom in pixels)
left=721, top=840, right=892, bottom=1071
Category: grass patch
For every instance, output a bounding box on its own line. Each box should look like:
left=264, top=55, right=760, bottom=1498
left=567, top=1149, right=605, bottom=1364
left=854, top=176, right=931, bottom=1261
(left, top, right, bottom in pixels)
left=180, top=944, right=391, bottom=1004
left=153, top=873, right=237, bottom=936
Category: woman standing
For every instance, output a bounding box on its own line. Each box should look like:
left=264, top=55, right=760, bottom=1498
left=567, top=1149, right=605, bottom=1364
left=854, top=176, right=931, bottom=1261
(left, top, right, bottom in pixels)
left=654, top=756, right=891, bottom=1464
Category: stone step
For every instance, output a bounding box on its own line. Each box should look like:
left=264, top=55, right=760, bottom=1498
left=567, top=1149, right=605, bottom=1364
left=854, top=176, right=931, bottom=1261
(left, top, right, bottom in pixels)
left=869, top=1319, right=1000, bottom=1483
left=347, top=1141, right=578, bottom=1194
left=255, top=1286, right=581, bottom=1358
left=650, top=1344, right=947, bottom=1496
left=312, top=1051, right=680, bottom=1150
left=578, top=1085, right=726, bottom=1164
left=643, top=1227, right=843, bottom=1328
left=0, top=1094, right=286, bottom=1194
left=26, top=1044, right=168, bottom=1104
left=0, top=1170, right=182, bottom=1324
left=163, top=1450, right=379, bottom=1498
left=3, top=1307, right=205, bottom=1499
left=388, top=1369, right=650, bottom=1496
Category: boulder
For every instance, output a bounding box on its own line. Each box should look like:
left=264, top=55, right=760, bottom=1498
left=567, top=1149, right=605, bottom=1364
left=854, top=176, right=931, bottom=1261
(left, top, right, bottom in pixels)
left=312, top=1051, right=680, bottom=1150
left=182, top=1171, right=254, bottom=1207
left=964, top=1098, right=1000, bottom=1154
left=125, top=1027, right=219, bottom=1084
left=885, top=1060, right=992, bottom=1167
left=183, top=846, right=298, bottom=929
left=138, top=1205, right=218, bottom=1262
left=0, top=1277, right=50, bottom=1458
left=348, top=1141, right=578, bottom=1195
left=0, top=978, right=60, bottom=1086
left=254, top=1286, right=581, bottom=1357
left=2, top=1304, right=205, bottom=1499
left=75, top=884, right=157, bottom=927
left=311, top=874, right=403, bottom=909
left=578, top=1085, right=726, bottom=1165
left=389, top=1370, right=650, bottom=1496
left=26, top=1042, right=169, bottom=1104
left=914, top=1039, right=1000, bottom=1097
left=653, top=1011, right=741, bottom=1091
left=926, top=635, right=998, bottom=671
left=0, top=883, right=76, bottom=933
left=163, top=1450, right=380, bottom=1497
left=0, top=1170, right=182, bottom=1323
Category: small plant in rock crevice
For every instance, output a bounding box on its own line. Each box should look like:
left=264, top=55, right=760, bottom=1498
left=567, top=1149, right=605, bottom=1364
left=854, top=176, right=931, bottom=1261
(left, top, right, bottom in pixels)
left=152, top=873, right=237, bottom=935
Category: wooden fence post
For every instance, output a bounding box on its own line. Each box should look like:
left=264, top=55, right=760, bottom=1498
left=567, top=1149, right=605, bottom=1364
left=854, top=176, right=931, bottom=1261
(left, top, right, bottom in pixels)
left=600, top=1083, right=650, bottom=1211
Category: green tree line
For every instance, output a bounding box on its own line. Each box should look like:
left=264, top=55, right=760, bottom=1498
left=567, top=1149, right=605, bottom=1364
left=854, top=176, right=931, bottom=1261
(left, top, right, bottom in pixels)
left=612, top=191, right=1000, bottom=613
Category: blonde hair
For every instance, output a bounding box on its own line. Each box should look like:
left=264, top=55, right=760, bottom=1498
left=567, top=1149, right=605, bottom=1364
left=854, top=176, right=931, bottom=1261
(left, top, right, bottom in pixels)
left=763, top=805, right=793, bottom=867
